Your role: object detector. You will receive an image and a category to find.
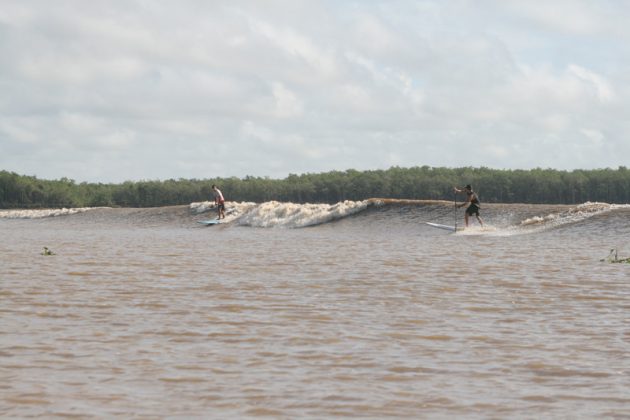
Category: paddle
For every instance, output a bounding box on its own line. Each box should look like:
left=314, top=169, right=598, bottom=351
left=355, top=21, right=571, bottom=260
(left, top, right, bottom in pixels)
left=453, top=189, right=458, bottom=231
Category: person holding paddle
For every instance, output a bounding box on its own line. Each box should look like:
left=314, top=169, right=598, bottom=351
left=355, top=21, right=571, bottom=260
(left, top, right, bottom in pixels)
left=454, top=184, right=483, bottom=227
left=212, top=184, right=226, bottom=219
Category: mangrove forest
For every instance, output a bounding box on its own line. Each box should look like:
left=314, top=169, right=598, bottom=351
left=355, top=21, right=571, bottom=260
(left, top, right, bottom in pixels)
left=1, top=166, right=629, bottom=209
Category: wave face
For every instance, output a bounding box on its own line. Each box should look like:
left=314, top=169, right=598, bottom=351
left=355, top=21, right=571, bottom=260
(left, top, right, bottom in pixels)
left=2, top=199, right=629, bottom=235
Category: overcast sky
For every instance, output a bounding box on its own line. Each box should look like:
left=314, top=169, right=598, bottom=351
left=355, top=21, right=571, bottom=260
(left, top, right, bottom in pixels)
left=1, top=0, right=629, bottom=183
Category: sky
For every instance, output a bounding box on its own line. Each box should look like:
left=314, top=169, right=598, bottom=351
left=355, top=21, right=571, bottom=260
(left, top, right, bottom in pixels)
left=1, top=0, right=630, bottom=183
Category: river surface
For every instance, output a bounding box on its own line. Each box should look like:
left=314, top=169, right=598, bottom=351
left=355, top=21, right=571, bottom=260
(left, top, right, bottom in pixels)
left=1, top=201, right=630, bottom=418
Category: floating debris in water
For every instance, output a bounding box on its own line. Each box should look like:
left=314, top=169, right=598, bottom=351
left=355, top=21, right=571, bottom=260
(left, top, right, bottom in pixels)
left=41, top=247, right=55, bottom=256
left=601, top=248, right=630, bottom=264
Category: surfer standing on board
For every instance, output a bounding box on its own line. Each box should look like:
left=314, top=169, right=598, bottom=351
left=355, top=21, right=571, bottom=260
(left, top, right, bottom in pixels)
left=212, top=184, right=226, bottom=219
left=454, top=184, right=483, bottom=228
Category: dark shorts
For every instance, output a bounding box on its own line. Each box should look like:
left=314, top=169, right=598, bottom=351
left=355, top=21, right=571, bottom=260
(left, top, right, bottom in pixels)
left=466, top=204, right=480, bottom=216
left=217, top=202, right=225, bottom=211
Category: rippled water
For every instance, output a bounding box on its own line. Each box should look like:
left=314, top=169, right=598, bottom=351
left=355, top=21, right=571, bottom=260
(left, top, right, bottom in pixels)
left=1, top=204, right=630, bottom=418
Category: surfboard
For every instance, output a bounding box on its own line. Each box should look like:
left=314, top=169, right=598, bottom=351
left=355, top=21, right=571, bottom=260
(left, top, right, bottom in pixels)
left=426, top=222, right=461, bottom=232
left=198, top=219, right=221, bottom=225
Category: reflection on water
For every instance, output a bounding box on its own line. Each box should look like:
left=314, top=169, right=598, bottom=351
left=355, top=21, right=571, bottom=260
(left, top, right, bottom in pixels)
left=1, top=206, right=630, bottom=418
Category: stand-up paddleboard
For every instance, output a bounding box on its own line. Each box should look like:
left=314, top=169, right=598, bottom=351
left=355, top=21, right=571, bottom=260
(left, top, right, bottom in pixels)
left=426, top=190, right=464, bottom=232
left=198, top=219, right=221, bottom=226
left=426, top=222, right=461, bottom=232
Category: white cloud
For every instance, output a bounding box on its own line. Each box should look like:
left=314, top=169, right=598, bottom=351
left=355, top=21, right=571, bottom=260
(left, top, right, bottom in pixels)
left=568, top=64, right=614, bottom=102
left=271, top=82, right=303, bottom=118
left=580, top=128, right=605, bottom=147
left=248, top=16, right=339, bottom=79
left=1, top=0, right=629, bottom=182
left=0, top=118, right=40, bottom=144
left=503, top=1, right=604, bottom=35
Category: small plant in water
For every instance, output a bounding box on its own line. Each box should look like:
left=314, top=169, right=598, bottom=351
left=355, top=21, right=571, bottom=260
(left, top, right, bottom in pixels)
left=41, top=247, right=55, bottom=256
left=601, top=248, right=630, bottom=264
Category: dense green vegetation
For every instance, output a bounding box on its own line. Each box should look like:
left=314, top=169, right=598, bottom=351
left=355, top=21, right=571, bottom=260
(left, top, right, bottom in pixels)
left=1, top=166, right=629, bottom=208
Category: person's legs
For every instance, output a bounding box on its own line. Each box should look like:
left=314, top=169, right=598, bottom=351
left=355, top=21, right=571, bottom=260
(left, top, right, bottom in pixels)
left=467, top=205, right=482, bottom=227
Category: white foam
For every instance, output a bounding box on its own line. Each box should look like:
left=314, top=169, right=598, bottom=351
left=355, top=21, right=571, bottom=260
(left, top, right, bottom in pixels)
left=455, top=202, right=630, bottom=237
left=190, top=201, right=257, bottom=215
left=456, top=225, right=499, bottom=235
left=0, top=207, right=100, bottom=219
left=233, top=200, right=369, bottom=228
left=520, top=202, right=613, bottom=228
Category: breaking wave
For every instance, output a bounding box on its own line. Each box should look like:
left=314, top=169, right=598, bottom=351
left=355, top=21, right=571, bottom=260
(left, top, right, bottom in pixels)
left=0, top=207, right=103, bottom=219
left=2, top=200, right=629, bottom=235
left=190, top=200, right=369, bottom=228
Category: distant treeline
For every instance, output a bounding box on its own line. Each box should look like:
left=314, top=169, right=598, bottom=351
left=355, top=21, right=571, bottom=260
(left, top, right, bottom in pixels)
left=1, top=166, right=629, bottom=209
